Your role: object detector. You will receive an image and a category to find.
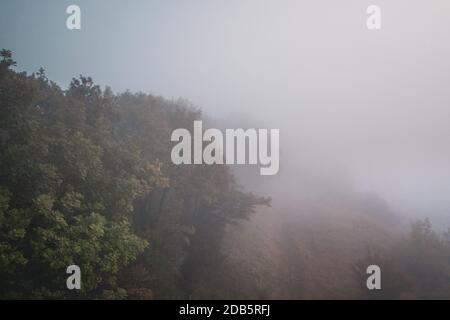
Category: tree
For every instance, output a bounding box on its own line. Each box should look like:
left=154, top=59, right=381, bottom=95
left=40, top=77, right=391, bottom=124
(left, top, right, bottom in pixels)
left=0, top=49, right=269, bottom=299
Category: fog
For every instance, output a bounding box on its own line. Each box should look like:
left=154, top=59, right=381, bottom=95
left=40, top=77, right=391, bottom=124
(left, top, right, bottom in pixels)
left=4, top=0, right=450, bottom=300
left=2, top=0, right=450, bottom=225
left=154, top=0, right=450, bottom=225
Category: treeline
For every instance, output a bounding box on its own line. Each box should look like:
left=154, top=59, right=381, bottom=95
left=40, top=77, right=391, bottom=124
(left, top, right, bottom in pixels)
left=0, top=50, right=269, bottom=299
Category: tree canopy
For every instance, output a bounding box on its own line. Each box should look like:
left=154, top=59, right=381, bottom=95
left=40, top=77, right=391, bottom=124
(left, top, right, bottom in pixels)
left=0, top=50, right=269, bottom=299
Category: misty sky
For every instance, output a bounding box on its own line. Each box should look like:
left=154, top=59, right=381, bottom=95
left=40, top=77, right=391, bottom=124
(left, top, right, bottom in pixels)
left=1, top=0, right=450, bottom=224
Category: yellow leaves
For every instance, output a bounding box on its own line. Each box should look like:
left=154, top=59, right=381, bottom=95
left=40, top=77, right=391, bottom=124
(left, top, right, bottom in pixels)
left=137, top=159, right=170, bottom=195
left=60, top=191, right=84, bottom=212
left=33, top=194, right=55, bottom=215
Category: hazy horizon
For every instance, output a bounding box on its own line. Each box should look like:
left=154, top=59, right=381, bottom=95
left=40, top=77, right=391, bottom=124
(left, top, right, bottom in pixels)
left=2, top=0, right=450, bottom=228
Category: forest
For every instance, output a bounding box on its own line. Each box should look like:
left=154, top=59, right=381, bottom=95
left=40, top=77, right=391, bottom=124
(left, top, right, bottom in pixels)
left=1, top=49, right=450, bottom=300
left=0, top=49, right=269, bottom=299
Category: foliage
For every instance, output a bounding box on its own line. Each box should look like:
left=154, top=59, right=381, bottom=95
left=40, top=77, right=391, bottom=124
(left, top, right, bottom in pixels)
left=0, top=50, right=269, bottom=299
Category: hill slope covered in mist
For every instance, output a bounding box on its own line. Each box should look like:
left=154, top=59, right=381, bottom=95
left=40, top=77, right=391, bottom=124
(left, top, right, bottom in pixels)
left=1, top=50, right=449, bottom=300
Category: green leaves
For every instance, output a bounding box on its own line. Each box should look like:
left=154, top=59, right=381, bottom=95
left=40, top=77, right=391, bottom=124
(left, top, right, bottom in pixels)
left=0, top=50, right=268, bottom=299
left=0, top=188, right=30, bottom=281
left=0, top=52, right=149, bottom=299
left=0, top=49, right=16, bottom=70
